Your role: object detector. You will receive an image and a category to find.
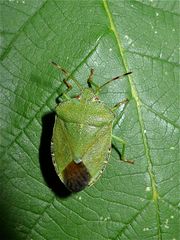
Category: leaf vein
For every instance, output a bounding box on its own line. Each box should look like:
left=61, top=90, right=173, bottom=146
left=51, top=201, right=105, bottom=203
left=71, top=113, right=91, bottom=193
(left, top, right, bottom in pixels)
left=0, top=0, right=49, bottom=61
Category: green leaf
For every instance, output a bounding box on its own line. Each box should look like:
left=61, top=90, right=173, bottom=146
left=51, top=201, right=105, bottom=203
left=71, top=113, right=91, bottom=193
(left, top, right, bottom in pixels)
left=0, top=0, right=179, bottom=239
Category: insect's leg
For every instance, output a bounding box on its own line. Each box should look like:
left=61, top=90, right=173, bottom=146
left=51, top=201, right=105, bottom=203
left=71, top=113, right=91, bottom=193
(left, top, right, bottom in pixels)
left=63, top=79, right=72, bottom=90
left=60, top=79, right=73, bottom=100
left=87, top=68, right=94, bottom=88
left=87, top=69, right=99, bottom=90
left=112, top=135, right=134, bottom=164
left=52, top=61, right=69, bottom=77
left=51, top=61, right=83, bottom=90
left=55, top=78, right=73, bottom=102
left=87, top=69, right=95, bottom=88
left=112, top=98, right=129, bottom=111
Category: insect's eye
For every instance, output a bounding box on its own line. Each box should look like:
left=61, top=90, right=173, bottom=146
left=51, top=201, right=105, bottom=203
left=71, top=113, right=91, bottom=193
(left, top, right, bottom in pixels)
left=92, top=96, right=100, bottom=102
left=75, top=95, right=81, bottom=100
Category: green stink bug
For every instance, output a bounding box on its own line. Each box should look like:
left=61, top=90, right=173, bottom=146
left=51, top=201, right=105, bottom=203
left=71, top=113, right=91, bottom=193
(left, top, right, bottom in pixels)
left=51, top=62, right=132, bottom=192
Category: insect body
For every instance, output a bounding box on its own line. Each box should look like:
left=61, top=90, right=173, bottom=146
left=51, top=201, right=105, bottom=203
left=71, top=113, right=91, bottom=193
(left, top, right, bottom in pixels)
left=51, top=62, right=132, bottom=192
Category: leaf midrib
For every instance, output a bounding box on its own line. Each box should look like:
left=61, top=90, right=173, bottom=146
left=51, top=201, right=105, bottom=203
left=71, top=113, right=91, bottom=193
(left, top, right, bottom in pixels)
left=103, top=0, right=162, bottom=239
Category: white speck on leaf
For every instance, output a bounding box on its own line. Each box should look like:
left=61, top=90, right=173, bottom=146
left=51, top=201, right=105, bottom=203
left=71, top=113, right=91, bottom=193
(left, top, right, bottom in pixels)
left=172, top=28, right=175, bottom=32
left=94, top=61, right=98, bottom=66
left=100, top=216, right=110, bottom=221
left=156, top=12, right=159, bottom=16
left=124, top=35, right=132, bottom=45
left=170, top=215, right=174, bottom=219
left=154, top=31, right=158, bottom=34
left=109, top=48, right=112, bottom=52
left=164, top=219, right=169, bottom=229
left=170, top=146, right=175, bottom=150
left=146, top=187, right=151, bottom=192
left=143, top=227, right=149, bottom=231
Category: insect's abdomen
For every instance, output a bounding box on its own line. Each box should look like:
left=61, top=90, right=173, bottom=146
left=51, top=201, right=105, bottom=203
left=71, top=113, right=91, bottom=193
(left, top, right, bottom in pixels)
left=63, top=161, right=91, bottom=192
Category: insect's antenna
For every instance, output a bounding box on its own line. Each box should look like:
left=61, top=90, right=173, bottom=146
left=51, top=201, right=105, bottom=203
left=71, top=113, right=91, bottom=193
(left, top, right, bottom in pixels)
left=98, top=71, right=132, bottom=91
left=51, top=61, right=83, bottom=90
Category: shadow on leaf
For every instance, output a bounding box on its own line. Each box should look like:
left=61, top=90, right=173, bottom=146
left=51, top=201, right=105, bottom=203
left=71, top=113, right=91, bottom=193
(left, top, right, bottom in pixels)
left=0, top=208, right=19, bottom=240
left=39, top=111, right=71, bottom=198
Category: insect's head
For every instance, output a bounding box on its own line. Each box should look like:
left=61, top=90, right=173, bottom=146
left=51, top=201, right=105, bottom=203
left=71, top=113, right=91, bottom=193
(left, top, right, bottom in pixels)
left=78, top=88, right=99, bottom=102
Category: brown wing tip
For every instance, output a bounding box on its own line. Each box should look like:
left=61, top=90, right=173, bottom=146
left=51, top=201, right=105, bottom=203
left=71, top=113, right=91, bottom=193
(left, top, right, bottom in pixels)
left=63, top=161, right=91, bottom=192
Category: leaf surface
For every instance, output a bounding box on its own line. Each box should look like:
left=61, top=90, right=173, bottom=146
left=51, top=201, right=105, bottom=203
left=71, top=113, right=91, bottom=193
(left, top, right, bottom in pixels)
left=0, top=0, right=179, bottom=240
